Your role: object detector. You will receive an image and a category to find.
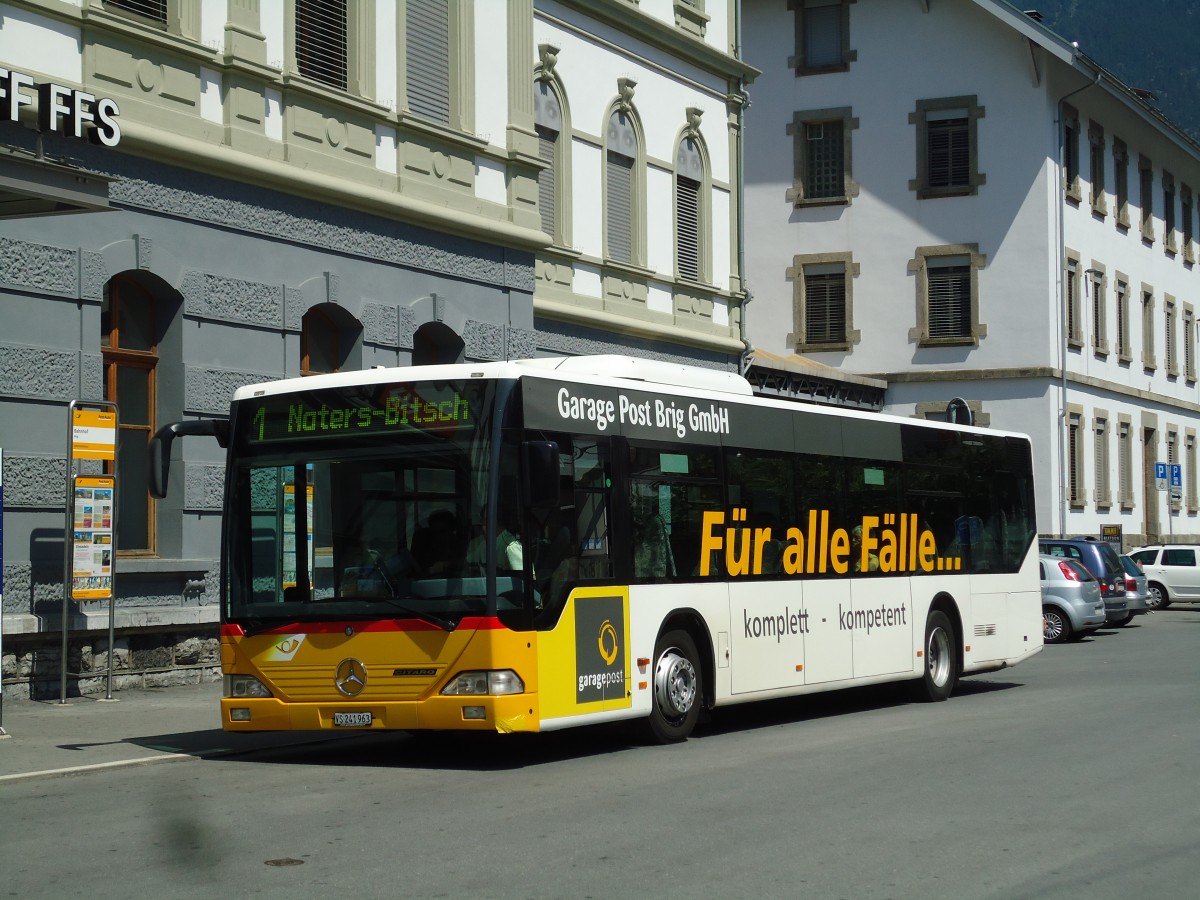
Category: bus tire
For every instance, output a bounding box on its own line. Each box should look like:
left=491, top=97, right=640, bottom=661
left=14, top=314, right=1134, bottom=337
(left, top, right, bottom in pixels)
left=646, top=630, right=701, bottom=743
left=912, top=610, right=957, bottom=702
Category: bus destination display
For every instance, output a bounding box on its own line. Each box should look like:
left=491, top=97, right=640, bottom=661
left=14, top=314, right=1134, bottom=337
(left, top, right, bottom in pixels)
left=244, top=383, right=478, bottom=444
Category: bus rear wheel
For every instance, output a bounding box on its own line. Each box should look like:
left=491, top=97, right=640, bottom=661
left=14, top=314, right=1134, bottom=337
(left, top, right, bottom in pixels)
left=646, top=630, right=701, bottom=743
left=912, top=610, right=957, bottom=702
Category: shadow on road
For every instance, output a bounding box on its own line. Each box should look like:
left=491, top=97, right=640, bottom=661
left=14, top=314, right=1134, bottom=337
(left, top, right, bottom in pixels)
left=201, top=676, right=1027, bottom=772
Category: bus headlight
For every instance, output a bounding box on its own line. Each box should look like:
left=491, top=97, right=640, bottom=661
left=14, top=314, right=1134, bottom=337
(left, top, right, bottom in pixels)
left=440, top=670, right=525, bottom=696
left=224, top=674, right=272, bottom=698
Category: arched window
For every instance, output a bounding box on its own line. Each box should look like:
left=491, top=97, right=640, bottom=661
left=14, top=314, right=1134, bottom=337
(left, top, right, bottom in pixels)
left=302, top=304, right=362, bottom=375
left=102, top=275, right=157, bottom=555
left=676, top=136, right=704, bottom=282
left=606, top=109, right=638, bottom=265
left=535, top=81, right=563, bottom=242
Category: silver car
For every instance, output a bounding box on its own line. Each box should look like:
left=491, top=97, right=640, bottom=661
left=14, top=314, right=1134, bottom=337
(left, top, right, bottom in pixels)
left=1040, top=554, right=1106, bottom=643
left=1116, top=554, right=1152, bottom=624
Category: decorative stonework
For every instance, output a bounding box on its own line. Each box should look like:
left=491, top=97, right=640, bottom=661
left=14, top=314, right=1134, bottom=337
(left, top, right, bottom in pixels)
left=463, top=320, right=507, bottom=360
left=0, top=237, right=77, bottom=296
left=81, top=250, right=109, bottom=300
left=0, top=344, right=77, bottom=401
left=1, top=455, right=67, bottom=508
left=362, top=302, right=400, bottom=346
left=181, top=271, right=285, bottom=328
left=399, top=307, right=417, bottom=349
left=185, top=366, right=278, bottom=416
left=184, top=462, right=226, bottom=512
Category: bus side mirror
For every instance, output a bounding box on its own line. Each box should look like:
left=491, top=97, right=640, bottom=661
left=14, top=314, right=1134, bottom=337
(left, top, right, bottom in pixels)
left=149, top=419, right=229, bottom=499
left=520, top=441, right=560, bottom=511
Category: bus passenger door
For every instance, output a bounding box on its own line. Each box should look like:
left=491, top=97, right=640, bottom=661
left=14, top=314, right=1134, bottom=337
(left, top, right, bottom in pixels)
left=728, top=581, right=806, bottom=694
left=799, top=579, right=853, bottom=684
left=848, top=579, right=914, bottom=678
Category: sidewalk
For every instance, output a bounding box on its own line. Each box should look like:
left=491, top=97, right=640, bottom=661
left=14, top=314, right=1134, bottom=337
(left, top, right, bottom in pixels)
left=0, top=681, right=338, bottom=783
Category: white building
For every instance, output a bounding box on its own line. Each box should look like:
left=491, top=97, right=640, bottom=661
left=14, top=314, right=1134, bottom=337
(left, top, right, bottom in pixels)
left=741, top=0, right=1200, bottom=547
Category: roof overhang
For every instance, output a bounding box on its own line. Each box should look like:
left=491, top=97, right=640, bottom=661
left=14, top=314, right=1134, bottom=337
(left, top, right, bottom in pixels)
left=0, top=148, right=115, bottom=218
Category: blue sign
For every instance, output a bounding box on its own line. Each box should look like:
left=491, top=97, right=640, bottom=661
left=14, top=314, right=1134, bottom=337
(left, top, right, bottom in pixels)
left=1171, top=464, right=1182, bottom=488
left=1156, top=462, right=1167, bottom=480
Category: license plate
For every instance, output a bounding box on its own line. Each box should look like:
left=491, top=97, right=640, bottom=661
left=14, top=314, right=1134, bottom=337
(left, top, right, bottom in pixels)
left=333, top=711, right=372, bottom=727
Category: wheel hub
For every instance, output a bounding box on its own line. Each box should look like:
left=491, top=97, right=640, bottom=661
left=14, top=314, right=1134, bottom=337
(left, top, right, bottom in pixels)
left=654, top=648, right=697, bottom=718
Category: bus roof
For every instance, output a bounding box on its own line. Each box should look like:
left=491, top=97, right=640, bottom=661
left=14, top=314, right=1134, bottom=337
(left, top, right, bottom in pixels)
left=229, top=356, right=1026, bottom=442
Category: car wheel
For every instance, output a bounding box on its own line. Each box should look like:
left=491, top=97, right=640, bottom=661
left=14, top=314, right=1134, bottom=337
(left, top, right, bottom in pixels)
left=910, top=610, right=958, bottom=702
left=1146, top=582, right=1171, bottom=610
left=646, top=629, right=702, bottom=744
left=1043, top=605, right=1071, bottom=643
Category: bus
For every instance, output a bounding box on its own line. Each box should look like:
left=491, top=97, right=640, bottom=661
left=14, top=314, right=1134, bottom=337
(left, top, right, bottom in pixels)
left=150, top=355, right=1042, bottom=743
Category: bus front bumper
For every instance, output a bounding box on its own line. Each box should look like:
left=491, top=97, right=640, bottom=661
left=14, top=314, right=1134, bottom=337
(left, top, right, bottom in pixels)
left=221, top=694, right=539, bottom=734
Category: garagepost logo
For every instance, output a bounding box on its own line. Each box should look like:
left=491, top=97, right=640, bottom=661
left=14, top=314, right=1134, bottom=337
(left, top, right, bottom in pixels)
left=576, top=596, right=625, bottom=703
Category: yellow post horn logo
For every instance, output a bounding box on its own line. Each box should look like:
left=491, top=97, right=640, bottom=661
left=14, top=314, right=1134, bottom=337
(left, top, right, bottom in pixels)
left=597, top=620, right=619, bottom=665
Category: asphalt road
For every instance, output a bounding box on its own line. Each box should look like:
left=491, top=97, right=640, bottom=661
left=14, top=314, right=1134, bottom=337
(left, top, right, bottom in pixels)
left=2, top=608, right=1198, bottom=899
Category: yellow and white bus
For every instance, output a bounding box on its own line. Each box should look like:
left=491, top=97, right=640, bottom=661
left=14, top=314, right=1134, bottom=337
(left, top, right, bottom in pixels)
left=151, top=355, right=1042, bottom=742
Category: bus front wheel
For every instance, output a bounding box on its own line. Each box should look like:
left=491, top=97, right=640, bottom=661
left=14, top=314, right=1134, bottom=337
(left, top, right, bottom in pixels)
left=647, top=630, right=701, bottom=743
left=912, top=610, right=958, bottom=702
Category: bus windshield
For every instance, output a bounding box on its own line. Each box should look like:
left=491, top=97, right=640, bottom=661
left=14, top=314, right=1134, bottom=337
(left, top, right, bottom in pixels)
left=224, top=379, right=506, bottom=629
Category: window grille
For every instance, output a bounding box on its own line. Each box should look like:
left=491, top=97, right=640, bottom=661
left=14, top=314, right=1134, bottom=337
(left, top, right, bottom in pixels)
left=296, top=0, right=347, bottom=91
left=806, top=121, right=843, bottom=199
left=104, top=0, right=166, bottom=23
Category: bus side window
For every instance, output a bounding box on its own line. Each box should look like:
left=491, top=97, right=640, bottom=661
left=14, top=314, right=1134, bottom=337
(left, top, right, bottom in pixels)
left=628, top=441, right=720, bottom=583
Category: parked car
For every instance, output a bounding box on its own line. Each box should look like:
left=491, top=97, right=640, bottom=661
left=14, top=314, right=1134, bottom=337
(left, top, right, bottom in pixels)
left=1126, top=544, right=1200, bottom=609
left=1039, top=554, right=1106, bottom=643
left=1039, top=537, right=1128, bottom=624
left=1116, top=555, right=1152, bottom=624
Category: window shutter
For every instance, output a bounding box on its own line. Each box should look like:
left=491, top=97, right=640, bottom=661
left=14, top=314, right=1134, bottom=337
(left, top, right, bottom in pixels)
left=103, top=0, right=166, bottom=23
left=927, top=262, right=970, bottom=337
left=803, top=0, right=843, bottom=68
left=537, top=127, right=557, bottom=239
left=676, top=176, right=700, bottom=281
left=927, top=114, right=968, bottom=188
left=296, top=0, right=348, bottom=91
left=607, top=152, right=633, bottom=264
left=805, top=270, right=846, bottom=344
left=407, top=0, right=450, bottom=124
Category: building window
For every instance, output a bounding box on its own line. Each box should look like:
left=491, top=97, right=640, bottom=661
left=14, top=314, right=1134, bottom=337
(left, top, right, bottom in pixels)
left=1182, top=186, right=1195, bottom=264
left=1166, top=295, right=1179, bottom=377
left=1068, top=410, right=1084, bottom=508
left=1118, top=419, right=1133, bottom=508
left=1088, top=121, right=1107, bottom=216
left=909, top=245, right=985, bottom=346
left=1164, top=171, right=1177, bottom=254
left=1142, top=287, right=1157, bottom=372
left=606, top=107, right=640, bottom=266
left=103, top=276, right=157, bottom=555
left=675, top=135, right=707, bottom=283
left=910, top=96, right=985, bottom=199
left=673, top=0, right=708, bottom=38
left=103, top=0, right=166, bottom=23
left=1090, top=266, right=1107, bottom=356
left=786, top=109, right=858, bottom=206
left=1185, top=304, right=1196, bottom=383
left=1116, top=277, right=1131, bottom=361
left=1062, top=104, right=1081, bottom=202
left=1139, top=155, right=1154, bottom=242
left=296, top=0, right=348, bottom=91
left=1113, top=138, right=1130, bottom=229
left=406, top=0, right=451, bottom=124
left=301, top=304, right=361, bottom=375
left=1065, top=253, right=1082, bottom=348
left=792, top=0, right=854, bottom=75
left=786, top=253, right=859, bottom=352
left=534, top=79, right=563, bottom=243
left=1094, top=415, right=1110, bottom=509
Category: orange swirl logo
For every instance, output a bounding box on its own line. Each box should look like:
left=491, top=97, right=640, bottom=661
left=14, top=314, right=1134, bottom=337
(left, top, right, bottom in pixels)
left=597, top=620, right=619, bottom=665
